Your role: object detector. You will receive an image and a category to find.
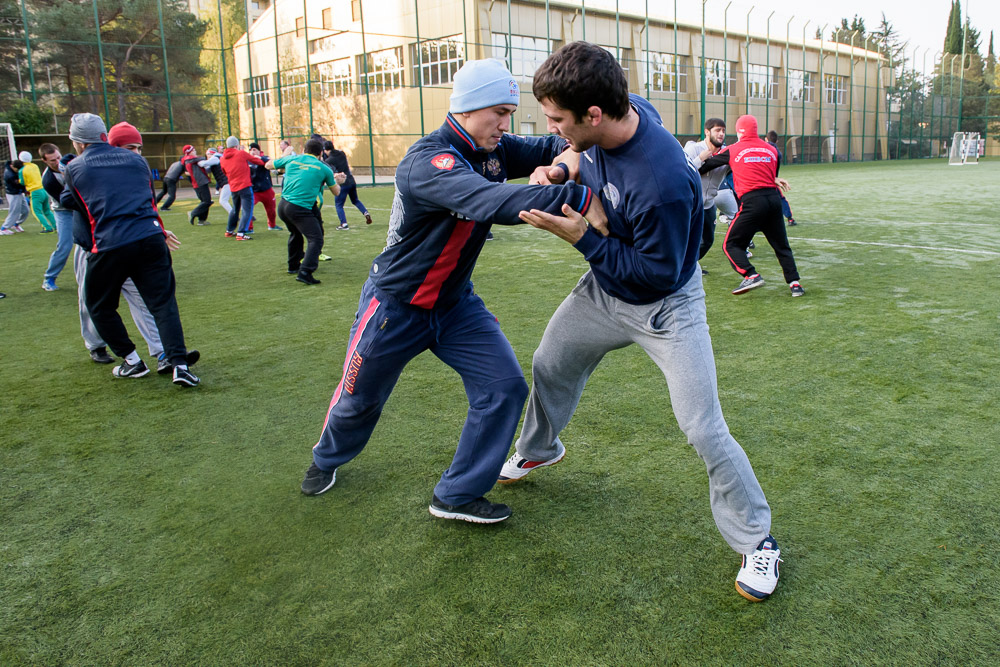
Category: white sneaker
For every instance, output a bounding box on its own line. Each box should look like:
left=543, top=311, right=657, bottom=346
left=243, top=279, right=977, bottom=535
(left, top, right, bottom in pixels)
left=735, top=535, right=782, bottom=601
left=497, top=441, right=566, bottom=484
left=0, top=228, right=14, bottom=235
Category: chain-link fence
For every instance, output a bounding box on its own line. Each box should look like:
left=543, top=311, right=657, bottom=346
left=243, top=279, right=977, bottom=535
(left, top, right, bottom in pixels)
left=3, top=0, right=998, bottom=179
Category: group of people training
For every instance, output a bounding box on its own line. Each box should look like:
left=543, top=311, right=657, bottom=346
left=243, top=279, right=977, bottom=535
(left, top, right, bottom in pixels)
left=685, top=117, right=804, bottom=296
left=2, top=41, right=791, bottom=603
left=298, top=43, right=784, bottom=603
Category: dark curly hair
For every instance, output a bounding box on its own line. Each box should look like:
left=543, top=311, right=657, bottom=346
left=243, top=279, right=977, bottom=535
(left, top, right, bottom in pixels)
left=532, top=41, right=630, bottom=122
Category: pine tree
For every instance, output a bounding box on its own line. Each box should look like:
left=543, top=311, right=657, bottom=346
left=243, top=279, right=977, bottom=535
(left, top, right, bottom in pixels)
left=944, top=1, right=964, bottom=54
left=987, top=32, right=996, bottom=82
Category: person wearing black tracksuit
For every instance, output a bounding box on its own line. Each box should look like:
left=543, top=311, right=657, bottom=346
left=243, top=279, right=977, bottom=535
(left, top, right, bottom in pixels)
left=156, top=159, right=186, bottom=210
left=182, top=147, right=213, bottom=224
left=699, top=114, right=804, bottom=297
left=61, top=113, right=199, bottom=386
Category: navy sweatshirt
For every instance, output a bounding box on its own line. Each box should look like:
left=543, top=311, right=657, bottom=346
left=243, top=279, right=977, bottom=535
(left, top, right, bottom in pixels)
left=60, top=143, right=165, bottom=253
left=4, top=161, right=26, bottom=195
left=371, top=114, right=594, bottom=310
left=572, top=95, right=702, bottom=304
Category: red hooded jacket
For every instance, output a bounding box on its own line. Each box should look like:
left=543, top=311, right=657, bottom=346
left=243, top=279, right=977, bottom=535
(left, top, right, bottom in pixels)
left=697, top=114, right=780, bottom=198
left=220, top=148, right=265, bottom=191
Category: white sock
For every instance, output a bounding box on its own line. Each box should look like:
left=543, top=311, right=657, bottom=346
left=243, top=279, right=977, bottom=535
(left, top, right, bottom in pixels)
left=175, top=364, right=188, bottom=371
left=125, top=350, right=141, bottom=364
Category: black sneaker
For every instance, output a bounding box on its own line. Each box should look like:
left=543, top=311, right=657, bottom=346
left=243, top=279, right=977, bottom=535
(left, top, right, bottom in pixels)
left=188, top=210, right=195, bottom=225
left=364, top=213, right=373, bottom=225
left=790, top=283, right=805, bottom=297
left=301, top=462, right=337, bottom=495
left=157, top=349, right=201, bottom=375
left=787, top=219, right=797, bottom=226
left=296, top=272, right=321, bottom=285
left=90, top=346, right=114, bottom=364
left=428, top=494, right=512, bottom=524
left=112, top=359, right=150, bottom=378
left=172, top=365, right=200, bottom=387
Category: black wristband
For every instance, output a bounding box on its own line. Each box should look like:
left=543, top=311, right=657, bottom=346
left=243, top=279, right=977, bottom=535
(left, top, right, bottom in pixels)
left=554, top=162, right=570, bottom=181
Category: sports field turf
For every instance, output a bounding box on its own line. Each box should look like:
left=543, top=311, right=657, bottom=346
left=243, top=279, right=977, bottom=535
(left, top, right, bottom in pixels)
left=2, top=159, right=999, bottom=664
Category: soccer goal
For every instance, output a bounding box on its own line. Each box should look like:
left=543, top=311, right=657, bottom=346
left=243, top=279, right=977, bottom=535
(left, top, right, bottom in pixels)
left=0, top=122, right=16, bottom=162
left=948, top=132, right=983, bottom=165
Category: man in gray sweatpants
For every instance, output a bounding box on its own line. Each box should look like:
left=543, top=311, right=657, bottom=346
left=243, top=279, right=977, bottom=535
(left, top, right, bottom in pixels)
left=500, top=42, right=782, bottom=602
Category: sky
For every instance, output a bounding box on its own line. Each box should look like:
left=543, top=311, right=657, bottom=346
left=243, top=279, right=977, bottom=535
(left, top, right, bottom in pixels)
left=588, top=0, right=997, bottom=75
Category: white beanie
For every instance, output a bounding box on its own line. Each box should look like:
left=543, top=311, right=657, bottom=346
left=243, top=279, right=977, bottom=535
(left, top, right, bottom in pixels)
left=449, top=59, right=519, bottom=113
left=18, top=151, right=32, bottom=163
left=226, top=136, right=239, bottom=148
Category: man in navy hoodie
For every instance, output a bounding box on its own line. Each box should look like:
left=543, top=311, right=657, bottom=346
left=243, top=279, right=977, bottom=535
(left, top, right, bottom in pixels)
left=60, top=113, right=199, bottom=387
left=498, top=42, right=782, bottom=602
left=299, top=59, right=605, bottom=525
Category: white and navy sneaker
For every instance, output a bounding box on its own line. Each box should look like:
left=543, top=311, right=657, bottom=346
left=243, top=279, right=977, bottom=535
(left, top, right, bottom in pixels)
left=428, top=495, right=511, bottom=524
left=112, top=359, right=150, bottom=378
left=497, top=441, right=566, bottom=484
left=172, top=365, right=200, bottom=387
left=789, top=283, right=805, bottom=297
left=301, top=462, right=337, bottom=495
left=736, top=535, right=782, bottom=602
left=732, top=274, right=764, bottom=295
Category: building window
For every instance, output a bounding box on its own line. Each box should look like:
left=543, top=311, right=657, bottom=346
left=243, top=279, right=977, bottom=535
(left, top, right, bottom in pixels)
left=295, top=17, right=304, bottom=38
left=520, top=121, right=535, bottom=135
left=314, top=59, right=353, bottom=98
left=824, top=73, right=847, bottom=105
left=642, top=51, right=686, bottom=93
left=702, top=59, right=734, bottom=96
left=491, top=33, right=551, bottom=79
left=322, top=8, right=332, bottom=30
left=787, top=69, right=814, bottom=102
left=359, top=46, right=404, bottom=92
left=243, top=74, right=270, bottom=109
left=280, top=67, right=308, bottom=105
left=351, top=0, right=361, bottom=21
left=411, top=36, right=464, bottom=86
left=746, top=64, right=778, bottom=99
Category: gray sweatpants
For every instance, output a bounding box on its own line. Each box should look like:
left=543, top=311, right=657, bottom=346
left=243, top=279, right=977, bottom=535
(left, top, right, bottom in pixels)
left=3, top=193, right=30, bottom=229
left=516, top=269, right=771, bottom=554
left=74, top=246, right=162, bottom=357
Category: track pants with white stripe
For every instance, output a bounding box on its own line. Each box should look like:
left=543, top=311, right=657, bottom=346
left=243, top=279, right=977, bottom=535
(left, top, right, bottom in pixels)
left=723, top=188, right=799, bottom=283
left=312, top=279, right=529, bottom=506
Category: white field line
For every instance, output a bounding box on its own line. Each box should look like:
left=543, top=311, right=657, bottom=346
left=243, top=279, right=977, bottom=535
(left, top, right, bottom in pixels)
left=365, top=207, right=999, bottom=256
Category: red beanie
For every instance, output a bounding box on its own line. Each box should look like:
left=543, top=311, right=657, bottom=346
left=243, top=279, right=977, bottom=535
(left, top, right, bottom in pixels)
left=108, top=122, right=143, bottom=148
left=182, top=144, right=194, bottom=154
left=735, top=115, right=758, bottom=140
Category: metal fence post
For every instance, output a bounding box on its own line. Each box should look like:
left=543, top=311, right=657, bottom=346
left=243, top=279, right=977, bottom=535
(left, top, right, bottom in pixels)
left=415, top=0, right=425, bottom=136
left=216, top=0, right=232, bottom=137
left=91, top=0, right=111, bottom=122
left=19, top=0, right=37, bottom=103
left=744, top=6, right=753, bottom=116
left=244, top=0, right=258, bottom=143
left=765, top=11, right=773, bottom=135
left=303, top=0, right=314, bottom=135
left=817, top=23, right=827, bottom=163
left=157, top=0, right=175, bottom=131
left=359, top=0, right=376, bottom=185
left=273, top=2, right=284, bottom=140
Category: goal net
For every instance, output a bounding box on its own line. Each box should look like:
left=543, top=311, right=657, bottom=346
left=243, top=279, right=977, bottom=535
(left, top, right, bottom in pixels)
left=0, top=123, right=15, bottom=162
left=948, top=132, right=981, bottom=165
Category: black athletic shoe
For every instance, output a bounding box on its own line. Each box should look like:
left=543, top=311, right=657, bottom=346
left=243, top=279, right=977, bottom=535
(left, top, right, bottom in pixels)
left=172, top=365, right=200, bottom=387
left=90, top=346, right=114, bottom=364
left=428, top=494, right=512, bottom=524
left=787, top=219, right=797, bottom=226
left=157, top=349, right=201, bottom=375
left=188, top=211, right=195, bottom=225
left=296, top=272, right=321, bottom=285
left=112, top=359, right=150, bottom=378
left=301, top=462, right=337, bottom=495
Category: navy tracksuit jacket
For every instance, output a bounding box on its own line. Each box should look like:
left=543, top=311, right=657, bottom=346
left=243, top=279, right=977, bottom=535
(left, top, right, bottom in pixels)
left=312, top=115, right=595, bottom=505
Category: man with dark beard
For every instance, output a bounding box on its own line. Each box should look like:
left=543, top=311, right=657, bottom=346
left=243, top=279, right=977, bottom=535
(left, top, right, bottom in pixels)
left=683, top=118, right=729, bottom=266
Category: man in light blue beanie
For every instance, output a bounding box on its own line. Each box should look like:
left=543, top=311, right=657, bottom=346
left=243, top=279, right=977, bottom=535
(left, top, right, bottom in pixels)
left=298, top=58, right=607, bottom=526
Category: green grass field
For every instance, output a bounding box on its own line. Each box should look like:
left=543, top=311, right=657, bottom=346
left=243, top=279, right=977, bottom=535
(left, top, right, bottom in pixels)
left=2, top=159, right=999, bottom=665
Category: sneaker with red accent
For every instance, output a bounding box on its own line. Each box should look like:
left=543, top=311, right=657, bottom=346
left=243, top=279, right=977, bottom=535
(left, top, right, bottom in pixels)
left=732, top=274, right=764, bottom=295
left=736, top=535, right=782, bottom=602
left=497, top=441, right=566, bottom=484
left=224, top=231, right=236, bottom=237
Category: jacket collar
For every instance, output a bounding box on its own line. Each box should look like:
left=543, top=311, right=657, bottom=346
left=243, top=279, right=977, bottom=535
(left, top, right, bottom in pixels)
left=442, top=113, right=490, bottom=159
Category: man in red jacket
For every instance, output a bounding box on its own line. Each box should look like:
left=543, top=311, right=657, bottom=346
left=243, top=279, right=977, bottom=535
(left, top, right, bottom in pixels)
left=219, top=136, right=265, bottom=241
left=698, top=114, right=804, bottom=297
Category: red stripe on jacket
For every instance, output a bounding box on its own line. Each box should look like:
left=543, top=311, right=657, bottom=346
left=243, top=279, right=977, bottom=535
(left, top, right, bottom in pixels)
left=409, top=220, right=475, bottom=308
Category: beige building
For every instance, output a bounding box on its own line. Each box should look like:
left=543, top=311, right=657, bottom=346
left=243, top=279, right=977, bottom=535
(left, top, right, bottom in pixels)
left=233, top=0, right=888, bottom=173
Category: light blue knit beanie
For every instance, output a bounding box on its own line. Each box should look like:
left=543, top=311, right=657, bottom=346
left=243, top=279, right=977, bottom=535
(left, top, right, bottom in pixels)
left=449, top=59, right=520, bottom=113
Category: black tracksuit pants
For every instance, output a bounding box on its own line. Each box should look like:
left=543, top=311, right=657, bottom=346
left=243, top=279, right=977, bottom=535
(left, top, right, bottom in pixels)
left=84, top=234, right=189, bottom=365
left=723, top=188, right=799, bottom=283
left=156, top=178, right=178, bottom=209
left=699, top=204, right=717, bottom=260
left=191, top=184, right=213, bottom=222
left=278, top=199, right=324, bottom=274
